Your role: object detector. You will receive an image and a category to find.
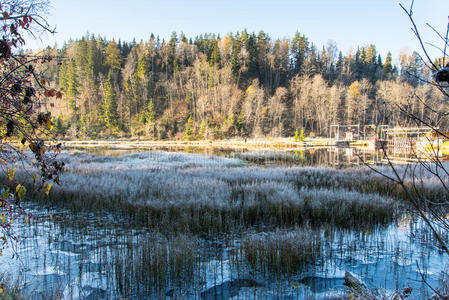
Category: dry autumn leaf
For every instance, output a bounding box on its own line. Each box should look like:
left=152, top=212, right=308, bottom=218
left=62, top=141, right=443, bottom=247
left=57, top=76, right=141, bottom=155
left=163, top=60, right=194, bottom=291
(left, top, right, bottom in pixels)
left=7, top=168, right=15, bottom=180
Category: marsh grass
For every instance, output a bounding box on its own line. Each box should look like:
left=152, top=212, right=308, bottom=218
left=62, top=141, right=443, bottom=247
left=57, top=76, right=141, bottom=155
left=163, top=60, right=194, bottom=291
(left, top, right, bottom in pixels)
left=233, top=151, right=308, bottom=166
left=2, top=202, right=446, bottom=299
left=106, top=233, right=199, bottom=297
left=2, top=151, right=404, bottom=233
left=242, top=228, right=322, bottom=276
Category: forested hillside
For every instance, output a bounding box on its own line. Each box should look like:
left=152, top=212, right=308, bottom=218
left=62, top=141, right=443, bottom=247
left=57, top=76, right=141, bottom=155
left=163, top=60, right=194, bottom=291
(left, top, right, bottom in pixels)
left=35, top=31, right=447, bottom=139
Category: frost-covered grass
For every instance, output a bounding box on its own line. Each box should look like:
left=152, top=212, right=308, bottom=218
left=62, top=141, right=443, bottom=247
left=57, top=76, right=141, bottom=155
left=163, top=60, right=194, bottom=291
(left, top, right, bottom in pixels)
left=366, top=162, right=449, bottom=208
left=3, top=150, right=402, bottom=233
left=233, top=151, right=308, bottom=165
left=60, top=150, right=245, bottom=171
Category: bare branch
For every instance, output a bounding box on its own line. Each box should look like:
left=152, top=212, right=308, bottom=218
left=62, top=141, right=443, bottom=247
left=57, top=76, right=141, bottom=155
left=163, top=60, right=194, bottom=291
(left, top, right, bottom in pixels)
left=399, top=3, right=440, bottom=71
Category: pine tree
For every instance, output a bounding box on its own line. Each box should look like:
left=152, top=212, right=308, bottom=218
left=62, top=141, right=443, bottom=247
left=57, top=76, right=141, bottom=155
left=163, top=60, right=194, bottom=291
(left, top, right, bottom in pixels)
left=103, top=71, right=119, bottom=130
left=66, top=59, right=79, bottom=112
left=75, top=37, right=89, bottom=77
left=246, top=33, right=259, bottom=79
left=335, top=51, right=344, bottom=80
left=383, top=52, right=393, bottom=79
left=55, top=116, right=64, bottom=134
left=184, top=116, right=194, bottom=140
left=199, top=119, right=207, bottom=139
left=291, top=31, right=309, bottom=75
left=210, top=41, right=221, bottom=67
left=86, top=36, right=97, bottom=82
left=231, top=35, right=241, bottom=79
left=137, top=55, right=149, bottom=80
left=58, top=59, right=68, bottom=92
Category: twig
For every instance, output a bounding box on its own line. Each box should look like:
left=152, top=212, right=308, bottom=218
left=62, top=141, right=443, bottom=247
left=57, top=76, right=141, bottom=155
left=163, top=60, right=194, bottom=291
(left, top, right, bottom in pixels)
left=399, top=3, right=440, bottom=71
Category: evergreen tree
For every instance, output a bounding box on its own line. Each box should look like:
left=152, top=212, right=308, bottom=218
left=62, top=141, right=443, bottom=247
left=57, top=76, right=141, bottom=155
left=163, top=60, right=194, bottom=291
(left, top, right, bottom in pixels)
left=58, top=59, right=69, bottom=92
left=335, top=51, right=344, bottom=80
left=75, top=37, right=89, bottom=77
left=137, top=55, right=149, bottom=80
left=299, top=128, right=305, bottom=142
left=383, top=52, right=393, bottom=79
left=66, top=59, right=79, bottom=111
left=291, top=31, right=309, bottom=75
left=199, top=119, right=207, bottom=139
left=210, top=40, right=221, bottom=67
left=184, top=116, right=194, bottom=140
left=246, top=33, right=259, bottom=79
left=103, top=71, right=119, bottom=129
left=231, top=35, right=241, bottom=79
left=105, top=40, right=122, bottom=71
left=86, top=36, right=98, bottom=81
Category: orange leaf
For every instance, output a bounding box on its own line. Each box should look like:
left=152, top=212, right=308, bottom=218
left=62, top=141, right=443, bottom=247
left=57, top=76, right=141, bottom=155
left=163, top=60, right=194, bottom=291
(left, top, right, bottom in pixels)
left=40, top=78, right=46, bottom=85
left=56, top=91, right=63, bottom=99
left=49, top=89, right=56, bottom=97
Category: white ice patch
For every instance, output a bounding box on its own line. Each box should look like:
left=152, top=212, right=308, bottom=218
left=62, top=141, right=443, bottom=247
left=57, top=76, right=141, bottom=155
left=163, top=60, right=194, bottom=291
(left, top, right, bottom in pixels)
left=34, top=266, right=65, bottom=276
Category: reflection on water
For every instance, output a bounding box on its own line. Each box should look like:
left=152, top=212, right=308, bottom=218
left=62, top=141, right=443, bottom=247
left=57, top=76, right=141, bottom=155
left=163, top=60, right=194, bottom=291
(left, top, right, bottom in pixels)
left=233, top=148, right=387, bottom=168
left=0, top=203, right=445, bottom=299
left=67, top=137, right=449, bottom=167
left=72, top=144, right=391, bottom=168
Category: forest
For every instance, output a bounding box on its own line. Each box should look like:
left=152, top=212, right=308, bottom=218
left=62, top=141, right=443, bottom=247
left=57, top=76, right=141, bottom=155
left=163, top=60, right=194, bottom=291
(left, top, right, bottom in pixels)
left=34, top=30, right=447, bottom=139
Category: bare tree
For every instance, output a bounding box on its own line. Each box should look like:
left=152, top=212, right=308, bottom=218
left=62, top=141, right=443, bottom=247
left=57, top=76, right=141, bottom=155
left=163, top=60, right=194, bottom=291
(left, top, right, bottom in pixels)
left=371, top=1, right=449, bottom=263
left=268, top=86, right=287, bottom=136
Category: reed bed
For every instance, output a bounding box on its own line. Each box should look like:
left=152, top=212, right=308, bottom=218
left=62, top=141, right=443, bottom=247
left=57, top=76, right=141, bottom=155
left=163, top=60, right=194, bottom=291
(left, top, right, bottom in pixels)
left=1, top=151, right=406, bottom=233
left=106, top=233, right=199, bottom=298
left=242, top=228, right=322, bottom=276
left=232, top=151, right=308, bottom=165
left=3, top=200, right=446, bottom=298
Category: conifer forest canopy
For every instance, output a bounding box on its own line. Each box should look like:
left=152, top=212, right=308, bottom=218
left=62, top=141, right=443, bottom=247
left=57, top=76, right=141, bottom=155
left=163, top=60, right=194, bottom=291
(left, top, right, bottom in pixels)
left=40, top=31, right=444, bottom=139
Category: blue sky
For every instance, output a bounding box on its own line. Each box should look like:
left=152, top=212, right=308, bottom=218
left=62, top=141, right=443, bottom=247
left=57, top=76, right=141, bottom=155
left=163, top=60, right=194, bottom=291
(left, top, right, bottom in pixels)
left=28, top=0, right=449, bottom=62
